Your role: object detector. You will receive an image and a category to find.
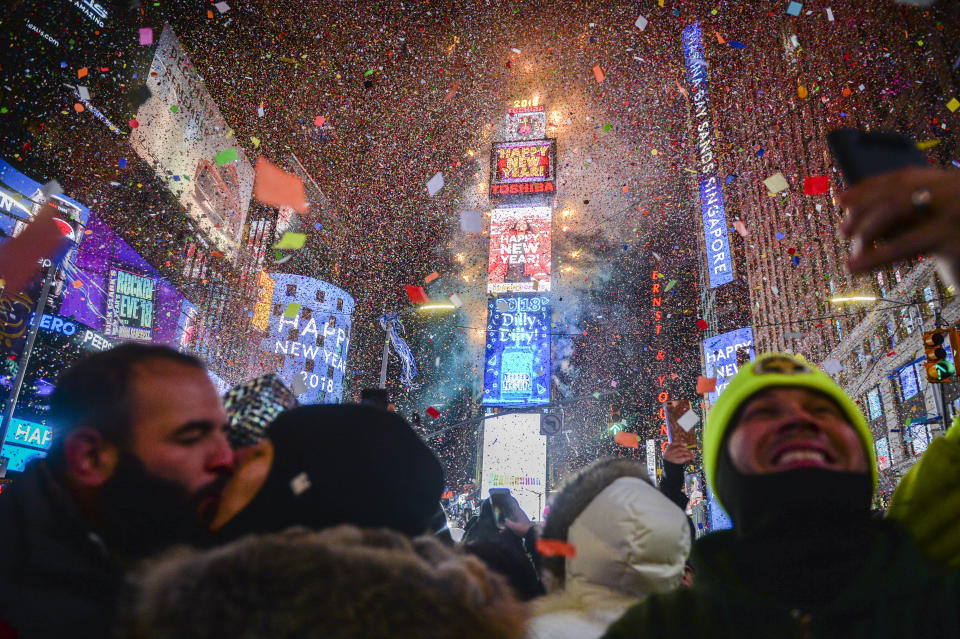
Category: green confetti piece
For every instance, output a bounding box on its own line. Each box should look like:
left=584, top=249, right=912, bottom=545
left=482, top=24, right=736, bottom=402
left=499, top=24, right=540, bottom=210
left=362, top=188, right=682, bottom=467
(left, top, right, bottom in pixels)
left=602, top=123, right=612, bottom=132
left=283, top=303, right=301, bottom=319
left=664, top=279, right=678, bottom=292
left=214, top=147, right=238, bottom=165
left=273, top=232, right=307, bottom=250
left=170, top=104, right=179, bottom=113
left=364, top=69, right=375, bottom=77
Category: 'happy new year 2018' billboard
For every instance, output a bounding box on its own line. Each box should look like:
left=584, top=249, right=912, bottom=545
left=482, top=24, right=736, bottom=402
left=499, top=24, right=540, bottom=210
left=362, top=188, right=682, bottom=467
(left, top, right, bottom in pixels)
left=489, top=139, right=556, bottom=206
left=487, top=206, right=551, bottom=293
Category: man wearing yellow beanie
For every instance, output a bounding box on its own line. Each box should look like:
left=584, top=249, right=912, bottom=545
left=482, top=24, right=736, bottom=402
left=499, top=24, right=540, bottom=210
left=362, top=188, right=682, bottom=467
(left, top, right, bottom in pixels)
left=603, top=353, right=960, bottom=639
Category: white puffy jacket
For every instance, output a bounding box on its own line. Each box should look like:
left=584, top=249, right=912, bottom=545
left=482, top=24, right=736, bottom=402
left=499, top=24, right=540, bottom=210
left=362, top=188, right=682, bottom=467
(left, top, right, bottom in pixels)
left=527, top=476, right=691, bottom=639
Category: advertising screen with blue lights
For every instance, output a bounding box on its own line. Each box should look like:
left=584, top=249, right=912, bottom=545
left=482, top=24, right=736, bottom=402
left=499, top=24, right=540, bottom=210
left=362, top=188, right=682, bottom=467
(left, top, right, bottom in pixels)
left=702, top=327, right=755, bottom=405
left=2, top=419, right=53, bottom=473
left=259, top=274, right=354, bottom=405
left=482, top=294, right=551, bottom=407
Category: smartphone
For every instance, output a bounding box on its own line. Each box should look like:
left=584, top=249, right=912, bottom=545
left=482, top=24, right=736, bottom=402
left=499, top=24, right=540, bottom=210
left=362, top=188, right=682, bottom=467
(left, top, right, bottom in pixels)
left=488, top=488, right=512, bottom=530
left=827, top=129, right=928, bottom=185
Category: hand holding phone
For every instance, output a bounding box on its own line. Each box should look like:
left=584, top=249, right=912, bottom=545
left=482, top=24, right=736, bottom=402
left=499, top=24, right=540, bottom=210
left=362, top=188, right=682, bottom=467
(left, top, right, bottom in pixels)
left=830, top=129, right=960, bottom=290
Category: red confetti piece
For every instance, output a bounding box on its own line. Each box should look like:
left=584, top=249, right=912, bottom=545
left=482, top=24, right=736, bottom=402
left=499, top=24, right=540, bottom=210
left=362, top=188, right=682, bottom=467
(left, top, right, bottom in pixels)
left=537, top=539, right=577, bottom=558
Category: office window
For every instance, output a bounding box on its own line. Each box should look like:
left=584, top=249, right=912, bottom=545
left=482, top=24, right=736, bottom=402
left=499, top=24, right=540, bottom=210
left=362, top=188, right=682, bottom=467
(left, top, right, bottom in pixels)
left=304, top=359, right=315, bottom=373
left=866, top=387, right=883, bottom=421
left=302, top=308, right=313, bottom=321
left=286, top=284, right=297, bottom=296
left=899, top=366, right=919, bottom=401
left=337, top=298, right=344, bottom=311
left=315, top=289, right=326, bottom=303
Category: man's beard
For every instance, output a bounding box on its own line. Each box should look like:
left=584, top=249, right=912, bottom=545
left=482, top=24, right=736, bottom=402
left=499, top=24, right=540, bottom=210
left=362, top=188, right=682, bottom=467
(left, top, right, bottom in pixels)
left=97, top=454, right=222, bottom=558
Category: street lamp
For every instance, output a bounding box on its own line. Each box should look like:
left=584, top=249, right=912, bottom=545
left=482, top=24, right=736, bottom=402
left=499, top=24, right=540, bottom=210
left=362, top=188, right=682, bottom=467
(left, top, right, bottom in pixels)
left=829, top=295, right=916, bottom=308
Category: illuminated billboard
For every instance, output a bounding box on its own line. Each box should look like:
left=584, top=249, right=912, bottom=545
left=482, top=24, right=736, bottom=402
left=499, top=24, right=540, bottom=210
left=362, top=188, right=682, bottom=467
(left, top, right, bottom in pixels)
left=504, top=105, right=547, bottom=141
left=105, top=266, right=156, bottom=342
left=482, top=294, right=551, bottom=407
left=129, top=24, right=254, bottom=256
left=682, top=22, right=734, bottom=289
left=480, top=413, right=547, bottom=521
left=1, top=419, right=53, bottom=473
left=251, top=271, right=275, bottom=332
left=489, top=139, right=557, bottom=204
left=702, top=327, right=755, bottom=405
left=487, top=206, right=552, bottom=293
left=60, top=213, right=196, bottom=348
left=259, top=274, right=354, bottom=404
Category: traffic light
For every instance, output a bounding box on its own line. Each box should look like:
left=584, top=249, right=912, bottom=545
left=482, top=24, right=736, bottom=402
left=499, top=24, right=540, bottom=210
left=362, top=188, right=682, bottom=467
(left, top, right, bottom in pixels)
left=609, top=404, right=624, bottom=434
left=923, top=329, right=958, bottom=383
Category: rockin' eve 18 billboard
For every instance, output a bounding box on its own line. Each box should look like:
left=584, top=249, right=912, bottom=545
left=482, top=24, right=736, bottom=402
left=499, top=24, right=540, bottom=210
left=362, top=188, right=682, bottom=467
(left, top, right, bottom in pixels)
left=482, top=294, right=551, bottom=407
left=489, top=139, right=557, bottom=205
left=487, top=206, right=552, bottom=294
left=105, top=266, right=155, bottom=341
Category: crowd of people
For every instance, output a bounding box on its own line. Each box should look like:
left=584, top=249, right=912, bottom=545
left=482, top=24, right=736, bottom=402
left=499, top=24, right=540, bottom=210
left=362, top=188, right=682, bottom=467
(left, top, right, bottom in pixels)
left=2, top=0, right=960, bottom=635
left=3, top=159, right=960, bottom=636
left=2, top=328, right=960, bottom=638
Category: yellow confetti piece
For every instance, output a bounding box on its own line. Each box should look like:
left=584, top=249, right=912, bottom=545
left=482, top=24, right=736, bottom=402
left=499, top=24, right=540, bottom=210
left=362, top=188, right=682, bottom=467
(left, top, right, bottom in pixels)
left=947, top=97, right=960, bottom=113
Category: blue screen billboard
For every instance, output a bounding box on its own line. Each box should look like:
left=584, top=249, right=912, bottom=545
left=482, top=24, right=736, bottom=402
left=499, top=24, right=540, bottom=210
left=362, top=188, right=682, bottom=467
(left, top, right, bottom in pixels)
left=1, top=419, right=53, bottom=473
left=702, top=327, right=755, bottom=405
left=482, top=294, right=551, bottom=407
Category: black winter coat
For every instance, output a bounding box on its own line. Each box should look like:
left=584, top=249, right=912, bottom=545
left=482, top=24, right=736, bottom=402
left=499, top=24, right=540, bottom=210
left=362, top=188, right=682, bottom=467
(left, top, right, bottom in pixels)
left=0, top=461, right=122, bottom=639
left=603, top=520, right=960, bottom=639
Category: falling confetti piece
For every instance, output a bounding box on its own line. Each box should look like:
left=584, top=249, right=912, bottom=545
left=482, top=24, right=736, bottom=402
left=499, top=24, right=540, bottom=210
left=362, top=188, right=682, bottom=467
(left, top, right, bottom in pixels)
left=614, top=432, right=640, bottom=448
left=214, top=147, right=239, bottom=165
left=537, top=539, right=577, bottom=557
left=273, top=232, right=307, bottom=250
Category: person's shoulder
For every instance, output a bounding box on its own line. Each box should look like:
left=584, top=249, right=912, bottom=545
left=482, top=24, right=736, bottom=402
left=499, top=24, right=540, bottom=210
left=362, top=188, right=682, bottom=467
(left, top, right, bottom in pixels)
left=601, top=588, right=701, bottom=639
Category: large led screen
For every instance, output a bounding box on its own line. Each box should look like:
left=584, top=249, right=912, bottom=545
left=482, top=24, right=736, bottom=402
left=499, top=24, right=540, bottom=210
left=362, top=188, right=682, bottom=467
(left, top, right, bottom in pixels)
left=701, top=327, right=755, bottom=405
left=129, top=24, right=254, bottom=255
left=479, top=413, right=547, bottom=521
left=504, top=105, right=547, bottom=141
left=489, top=139, right=556, bottom=203
left=487, top=206, right=552, bottom=293
left=259, top=274, right=354, bottom=405
left=105, top=266, right=156, bottom=341
left=482, top=294, right=551, bottom=407
left=59, top=213, right=195, bottom=347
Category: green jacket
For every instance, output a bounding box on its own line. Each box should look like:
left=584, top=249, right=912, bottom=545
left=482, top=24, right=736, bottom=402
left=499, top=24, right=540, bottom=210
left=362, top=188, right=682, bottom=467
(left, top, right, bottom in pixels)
left=602, top=522, right=960, bottom=639
left=888, top=416, right=960, bottom=569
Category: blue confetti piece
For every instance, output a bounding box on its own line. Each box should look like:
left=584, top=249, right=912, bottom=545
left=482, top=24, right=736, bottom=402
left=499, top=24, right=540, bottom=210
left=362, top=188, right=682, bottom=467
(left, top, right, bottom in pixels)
left=786, top=1, right=802, bottom=17
left=775, top=232, right=785, bottom=241
left=792, top=255, right=801, bottom=266
left=315, top=223, right=323, bottom=230
left=756, top=148, right=765, bottom=157
left=729, top=41, right=747, bottom=49
left=118, top=158, right=127, bottom=168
